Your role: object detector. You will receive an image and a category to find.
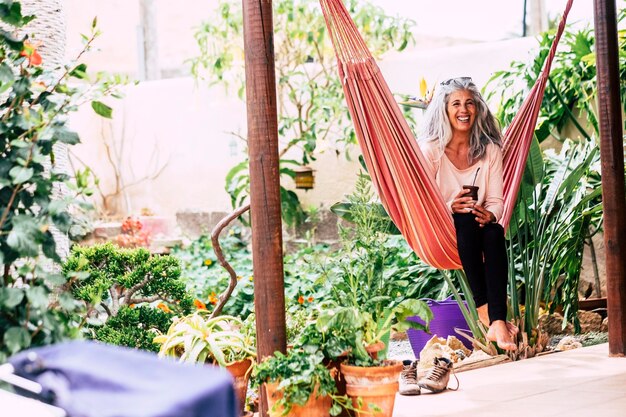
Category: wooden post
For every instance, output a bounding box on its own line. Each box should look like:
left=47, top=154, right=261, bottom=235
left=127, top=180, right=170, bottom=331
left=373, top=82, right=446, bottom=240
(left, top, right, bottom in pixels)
left=242, top=0, right=287, bottom=415
left=593, top=0, right=626, bottom=357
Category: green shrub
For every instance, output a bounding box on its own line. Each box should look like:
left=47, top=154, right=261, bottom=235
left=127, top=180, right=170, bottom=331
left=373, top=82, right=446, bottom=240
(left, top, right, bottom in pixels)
left=63, top=243, right=194, bottom=352
left=94, top=305, right=173, bottom=351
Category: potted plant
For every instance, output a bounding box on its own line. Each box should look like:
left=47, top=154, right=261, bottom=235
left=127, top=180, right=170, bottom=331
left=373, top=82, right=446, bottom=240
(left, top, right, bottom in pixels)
left=321, top=177, right=433, bottom=416
left=254, top=348, right=352, bottom=417
left=308, top=305, right=430, bottom=417
left=154, top=311, right=256, bottom=414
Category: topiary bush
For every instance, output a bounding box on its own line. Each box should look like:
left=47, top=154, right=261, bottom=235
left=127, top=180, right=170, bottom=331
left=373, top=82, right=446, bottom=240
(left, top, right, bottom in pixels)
left=93, top=305, right=174, bottom=351
left=63, top=243, right=195, bottom=352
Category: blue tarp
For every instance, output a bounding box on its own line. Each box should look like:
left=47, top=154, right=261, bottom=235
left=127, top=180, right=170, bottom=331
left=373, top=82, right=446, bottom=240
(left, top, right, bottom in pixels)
left=8, top=341, right=238, bottom=417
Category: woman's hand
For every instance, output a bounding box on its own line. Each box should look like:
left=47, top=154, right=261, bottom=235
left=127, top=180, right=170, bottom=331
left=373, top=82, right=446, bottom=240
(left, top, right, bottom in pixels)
left=472, top=204, right=496, bottom=227
left=451, top=189, right=475, bottom=214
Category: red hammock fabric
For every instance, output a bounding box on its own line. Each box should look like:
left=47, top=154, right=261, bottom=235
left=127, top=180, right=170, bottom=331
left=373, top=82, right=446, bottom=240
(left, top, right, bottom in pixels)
left=320, top=0, right=573, bottom=270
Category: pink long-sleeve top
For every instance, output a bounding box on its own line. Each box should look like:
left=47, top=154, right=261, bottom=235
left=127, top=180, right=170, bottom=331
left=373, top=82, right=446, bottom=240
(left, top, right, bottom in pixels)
left=419, top=140, right=504, bottom=222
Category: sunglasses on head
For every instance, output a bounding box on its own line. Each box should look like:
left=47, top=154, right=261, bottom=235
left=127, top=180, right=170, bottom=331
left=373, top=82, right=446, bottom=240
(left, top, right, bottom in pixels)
left=440, top=77, right=473, bottom=86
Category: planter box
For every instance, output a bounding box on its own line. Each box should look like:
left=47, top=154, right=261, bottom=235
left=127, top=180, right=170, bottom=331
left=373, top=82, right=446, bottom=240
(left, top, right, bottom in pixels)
left=406, top=297, right=471, bottom=358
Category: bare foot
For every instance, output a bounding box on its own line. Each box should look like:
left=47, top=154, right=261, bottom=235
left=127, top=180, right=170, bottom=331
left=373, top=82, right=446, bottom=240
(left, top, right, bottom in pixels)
left=477, top=304, right=490, bottom=327
left=506, top=322, right=519, bottom=336
left=487, top=320, right=517, bottom=351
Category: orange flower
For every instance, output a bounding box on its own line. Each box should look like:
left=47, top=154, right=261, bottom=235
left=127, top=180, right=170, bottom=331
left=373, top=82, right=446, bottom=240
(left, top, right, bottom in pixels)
left=298, top=295, right=305, bottom=305
left=129, top=304, right=136, bottom=308
left=20, top=40, right=43, bottom=66
left=208, top=292, right=219, bottom=305
left=194, top=299, right=207, bottom=310
left=307, top=296, right=314, bottom=303
left=157, top=303, right=172, bottom=313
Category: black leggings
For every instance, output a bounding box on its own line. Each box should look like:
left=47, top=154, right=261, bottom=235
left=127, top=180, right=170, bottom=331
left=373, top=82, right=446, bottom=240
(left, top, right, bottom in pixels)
left=453, top=213, right=508, bottom=323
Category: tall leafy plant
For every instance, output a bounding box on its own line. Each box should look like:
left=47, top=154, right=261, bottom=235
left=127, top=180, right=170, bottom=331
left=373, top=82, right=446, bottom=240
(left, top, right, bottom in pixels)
left=190, top=0, right=414, bottom=225
left=507, top=139, right=602, bottom=340
left=321, top=174, right=433, bottom=359
left=0, top=2, right=119, bottom=360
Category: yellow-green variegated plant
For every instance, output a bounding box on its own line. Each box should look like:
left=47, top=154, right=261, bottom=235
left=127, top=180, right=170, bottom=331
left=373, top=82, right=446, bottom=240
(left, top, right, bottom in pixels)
left=154, top=311, right=256, bottom=366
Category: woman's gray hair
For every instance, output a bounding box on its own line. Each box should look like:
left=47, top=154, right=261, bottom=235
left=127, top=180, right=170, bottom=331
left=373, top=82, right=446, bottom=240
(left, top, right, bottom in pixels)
left=418, top=77, right=502, bottom=163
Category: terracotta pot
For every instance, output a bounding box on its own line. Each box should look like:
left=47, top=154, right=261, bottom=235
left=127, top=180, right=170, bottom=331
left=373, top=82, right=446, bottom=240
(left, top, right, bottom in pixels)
left=340, top=360, right=402, bottom=417
left=265, top=381, right=332, bottom=417
left=365, top=341, right=386, bottom=360
left=226, top=359, right=253, bottom=416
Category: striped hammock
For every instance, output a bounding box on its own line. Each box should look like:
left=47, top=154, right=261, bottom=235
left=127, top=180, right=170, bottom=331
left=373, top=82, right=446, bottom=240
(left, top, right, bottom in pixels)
left=320, top=0, right=573, bottom=270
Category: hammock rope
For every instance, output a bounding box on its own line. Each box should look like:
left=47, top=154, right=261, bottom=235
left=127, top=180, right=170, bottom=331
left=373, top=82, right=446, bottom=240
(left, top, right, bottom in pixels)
left=320, top=0, right=573, bottom=270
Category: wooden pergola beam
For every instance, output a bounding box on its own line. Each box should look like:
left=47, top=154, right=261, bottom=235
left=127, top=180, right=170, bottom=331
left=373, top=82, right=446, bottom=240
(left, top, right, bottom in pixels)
left=593, top=0, right=626, bottom=357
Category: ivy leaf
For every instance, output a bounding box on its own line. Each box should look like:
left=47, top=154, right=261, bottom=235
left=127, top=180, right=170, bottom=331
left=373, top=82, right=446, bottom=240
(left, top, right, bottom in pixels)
left=7, top=215, right=42, bottom=257
left=47, top=199, right=68, bottom=216
left=46, top=273, right=67, bottom=286
left=3, top=327, right=31, bottom=354
left=0, top=288, right=25, bottom=308
left=0, top=29, right=24, bottom=50
left=69, top=63, right=88, bottom=80
left=59, top=292, right=78, bottom=310
left=42, top=231, right=60, bottom=261
left=0, top=2, right=21, bottom=25
left=0, top=62, right=15, bottom=94
left=91, top=100, right=113, bottom=119
left=52, top=212, right=72, bottom=234
left=26, top=286, right=49, bottom=309
left=9, top=166, right=34, bottom=184
left=54, top=126, right=80, bottom=145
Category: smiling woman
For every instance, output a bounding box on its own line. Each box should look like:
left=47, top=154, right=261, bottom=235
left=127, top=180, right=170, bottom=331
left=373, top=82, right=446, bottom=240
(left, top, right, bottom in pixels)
left=417, top=77, right=518, bottom=354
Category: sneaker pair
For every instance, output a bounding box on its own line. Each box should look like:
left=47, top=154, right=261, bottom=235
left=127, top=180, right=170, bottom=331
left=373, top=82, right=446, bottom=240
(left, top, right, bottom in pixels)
left=399, top=357, right=457, bottom=396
